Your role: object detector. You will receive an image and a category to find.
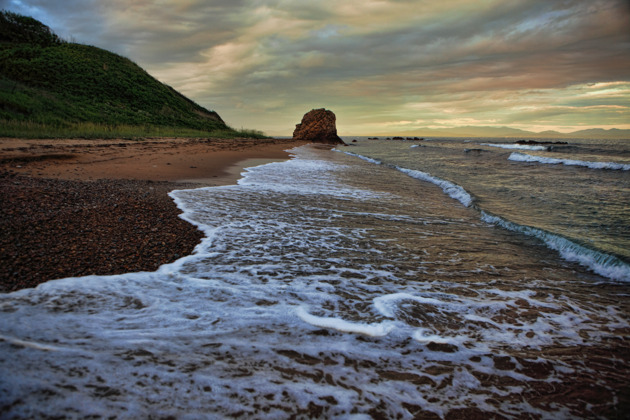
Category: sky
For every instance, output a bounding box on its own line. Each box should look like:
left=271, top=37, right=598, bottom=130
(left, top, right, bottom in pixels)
left=2, top=0, right=630, bottom=136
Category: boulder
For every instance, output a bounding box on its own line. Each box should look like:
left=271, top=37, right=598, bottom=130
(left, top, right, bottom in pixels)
left=293, top=108, right=345, bottom=144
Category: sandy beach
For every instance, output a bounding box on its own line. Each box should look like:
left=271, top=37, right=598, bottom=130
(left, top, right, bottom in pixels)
left=0, top=137, right=305, bottom=292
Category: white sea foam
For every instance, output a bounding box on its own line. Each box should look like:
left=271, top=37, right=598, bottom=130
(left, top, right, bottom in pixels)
left=481, top=211, right=630, bottom=282
left=339, top=150, right=473, bottom=206
left=482, top=143, right=548, bottom=151
left=296, top=306, right=395, bottom=336
left=394, top=166, right=473, bottom=207
left=373, top=292, right=455, bottom=318
left=369, top=288, right=612, bottom=350
left=1, top=145, right=627, bottom=418
left=412, top=328, right=453, bottom=344
left=338, top=150, right=383, bottom=165
left=0, top=335, right=64, bottom=351
left=509, top=152, right=630, bottom=170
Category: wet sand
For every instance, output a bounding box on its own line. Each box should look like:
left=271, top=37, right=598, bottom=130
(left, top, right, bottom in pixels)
left=0, top=137, right=304, bottom=292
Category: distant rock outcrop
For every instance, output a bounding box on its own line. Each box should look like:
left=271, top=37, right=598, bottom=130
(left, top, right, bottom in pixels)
left=516, top=140, right=568, bottom=145
left=293, top=108, right=345, bottom=144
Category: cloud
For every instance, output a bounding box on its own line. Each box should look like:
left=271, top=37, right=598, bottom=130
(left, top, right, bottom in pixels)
left=3, top=0, right=630, bottom=134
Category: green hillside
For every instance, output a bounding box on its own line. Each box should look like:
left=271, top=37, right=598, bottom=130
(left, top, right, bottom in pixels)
left=0, top=11, right=262, bottom=139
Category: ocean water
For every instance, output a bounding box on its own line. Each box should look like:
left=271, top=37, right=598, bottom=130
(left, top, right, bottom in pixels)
left=343, top=137, right=630, bottom=282
left=1, top=142, right=629, bottom=418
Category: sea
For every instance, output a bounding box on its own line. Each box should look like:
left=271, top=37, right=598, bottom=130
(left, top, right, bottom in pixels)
left=1, top=137, right=629, bottom=418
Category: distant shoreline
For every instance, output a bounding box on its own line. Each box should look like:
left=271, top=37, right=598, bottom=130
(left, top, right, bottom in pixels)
left=0, top=137, right=306, bottom=292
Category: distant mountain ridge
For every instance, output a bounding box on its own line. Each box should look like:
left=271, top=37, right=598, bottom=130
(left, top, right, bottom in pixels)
left=0, top=11, right=258, bottom=138
left=384, top=126, right=630, bottom=140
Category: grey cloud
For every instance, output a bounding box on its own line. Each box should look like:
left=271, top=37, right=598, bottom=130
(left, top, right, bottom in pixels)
left=4, top=0, right=248, bottom=63
left=266, top=0, right=335, bottom=21
left=240, top=0, right=629, bottom=90
left=2, top=0, right=105, bottom=44
left=3, top=0, right=629, bottom=134
left=98, top=0, right=250, bottom=64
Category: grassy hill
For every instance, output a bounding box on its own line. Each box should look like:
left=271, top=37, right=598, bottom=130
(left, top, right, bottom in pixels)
left=0, top=11, right=263, bottom=139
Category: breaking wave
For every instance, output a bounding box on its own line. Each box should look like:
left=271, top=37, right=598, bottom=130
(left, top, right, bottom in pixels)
left=393, top=166, right=473, bottom=207
left=481, top=211, right=630, bottom=282
left=509, top=152, right=630, bottom=171
left=341, top=150, right=382, bottom=165
left=340, top=149, right=628, bottom=282
left=339, top=150, right=473, bottom=207
left=482, top=143, right=548, bottom=151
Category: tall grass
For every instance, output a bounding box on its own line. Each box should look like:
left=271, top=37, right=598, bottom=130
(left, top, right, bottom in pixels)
left=0, top=120, right=268, bottom=139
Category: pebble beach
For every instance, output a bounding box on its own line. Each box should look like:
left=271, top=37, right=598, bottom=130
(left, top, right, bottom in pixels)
left=0, top=137, right=302, bottom=292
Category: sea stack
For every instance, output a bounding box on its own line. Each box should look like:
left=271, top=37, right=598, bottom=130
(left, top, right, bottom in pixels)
left=293, top=108, right=345, bottom=145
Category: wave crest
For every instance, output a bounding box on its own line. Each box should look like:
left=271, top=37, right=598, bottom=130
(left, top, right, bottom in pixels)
left=509, top=152, right=630, bottom=170
left=394, top=166, right=473, bottom=207
left=482, top=143, right=548, bottom=151
left=340, top=150, right=473, bottom=207
left=481, top=212, right=630, bottom=282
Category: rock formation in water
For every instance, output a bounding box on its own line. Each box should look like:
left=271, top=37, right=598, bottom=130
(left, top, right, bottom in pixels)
left=516, top=140, right=568, bottom=145
left=292, top=108, right=345, bottom=144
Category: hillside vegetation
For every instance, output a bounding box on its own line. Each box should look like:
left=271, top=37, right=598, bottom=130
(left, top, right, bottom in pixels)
left=0, top=11, right=263, bottom=139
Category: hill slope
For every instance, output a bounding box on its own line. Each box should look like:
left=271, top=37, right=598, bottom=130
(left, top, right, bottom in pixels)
left=0, top=11, right=255, bottom=138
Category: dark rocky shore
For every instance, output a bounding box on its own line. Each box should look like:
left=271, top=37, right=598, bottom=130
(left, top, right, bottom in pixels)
left=0, top=171, right=203, bottom=292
